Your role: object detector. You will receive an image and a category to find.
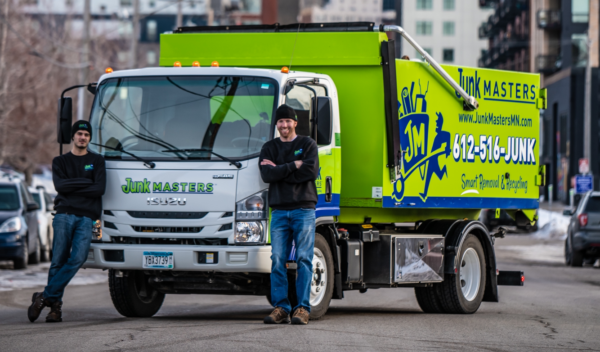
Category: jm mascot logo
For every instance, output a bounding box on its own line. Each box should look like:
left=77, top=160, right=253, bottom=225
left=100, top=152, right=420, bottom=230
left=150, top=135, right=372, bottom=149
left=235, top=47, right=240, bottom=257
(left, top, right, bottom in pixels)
left=392, top=81, right=451, bottom=202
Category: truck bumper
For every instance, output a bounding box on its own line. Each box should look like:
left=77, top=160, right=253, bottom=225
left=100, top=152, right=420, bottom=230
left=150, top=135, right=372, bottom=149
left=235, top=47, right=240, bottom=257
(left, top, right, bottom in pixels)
left=83, top=244, right=272, bottom=273
left=572, top=231, right=600, bottom=252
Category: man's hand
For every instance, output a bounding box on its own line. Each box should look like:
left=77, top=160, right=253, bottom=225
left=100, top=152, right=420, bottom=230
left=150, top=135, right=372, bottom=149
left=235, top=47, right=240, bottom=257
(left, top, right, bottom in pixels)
left=294, top=160, right=303, bottom=169
left=260, top=159, right=277, bottom=167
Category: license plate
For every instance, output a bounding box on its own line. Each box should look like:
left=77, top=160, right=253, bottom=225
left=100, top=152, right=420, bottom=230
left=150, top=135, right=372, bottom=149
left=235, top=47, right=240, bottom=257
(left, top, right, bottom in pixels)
left=143, top=251, right=174, bottom=269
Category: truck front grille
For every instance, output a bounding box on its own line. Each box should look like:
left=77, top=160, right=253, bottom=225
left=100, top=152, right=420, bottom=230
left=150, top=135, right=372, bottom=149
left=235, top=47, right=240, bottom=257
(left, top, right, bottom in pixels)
left=111, top=237, right=228, bottom=245
left=127, top=211, right=208, bottom=219
left=132, top=226, right=202, bottom=233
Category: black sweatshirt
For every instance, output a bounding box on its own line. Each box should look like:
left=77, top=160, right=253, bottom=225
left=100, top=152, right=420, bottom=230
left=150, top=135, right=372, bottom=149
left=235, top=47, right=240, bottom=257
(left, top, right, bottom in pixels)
left=259, top=136, right=319, bottom=210
left=52, top=151, right=106, bottom=220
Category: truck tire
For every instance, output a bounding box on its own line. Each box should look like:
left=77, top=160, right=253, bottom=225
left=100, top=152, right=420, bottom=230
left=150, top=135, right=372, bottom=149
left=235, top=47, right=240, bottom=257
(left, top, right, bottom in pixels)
left=435, top=234, right=486, bottom=314
left=414, top=286, right=445, bottom=313
left=280, top=233, right=334, bottom=320
left=28, top=236, right=41, bottom=265
left=108, top=270, right=165, bottom=318
left=565, top=236, right=584, bottom=267
left=13, top=241, right=28, bottom=269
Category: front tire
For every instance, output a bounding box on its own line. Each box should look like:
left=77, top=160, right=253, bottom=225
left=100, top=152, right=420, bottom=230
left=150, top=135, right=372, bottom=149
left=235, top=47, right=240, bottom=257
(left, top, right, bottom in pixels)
left=282, top=233, right=334, bottom=320
left=435, top=234, right=486, bottom=314
left=108, top=270, right=165, bottom=317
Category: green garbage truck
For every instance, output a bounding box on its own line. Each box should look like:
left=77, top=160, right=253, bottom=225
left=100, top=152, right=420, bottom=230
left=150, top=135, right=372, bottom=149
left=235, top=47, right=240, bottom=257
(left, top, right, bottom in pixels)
left=59, top=22, right=543, bottom=319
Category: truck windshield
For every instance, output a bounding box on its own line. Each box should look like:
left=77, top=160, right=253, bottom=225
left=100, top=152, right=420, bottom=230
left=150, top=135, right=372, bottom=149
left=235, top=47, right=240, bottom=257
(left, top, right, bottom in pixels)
left=89, top=76, right=277, bottom=161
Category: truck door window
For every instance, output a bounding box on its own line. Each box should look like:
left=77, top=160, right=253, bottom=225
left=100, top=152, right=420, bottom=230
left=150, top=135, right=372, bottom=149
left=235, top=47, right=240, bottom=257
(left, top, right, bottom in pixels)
left=285, top=83, right=327, bottom=138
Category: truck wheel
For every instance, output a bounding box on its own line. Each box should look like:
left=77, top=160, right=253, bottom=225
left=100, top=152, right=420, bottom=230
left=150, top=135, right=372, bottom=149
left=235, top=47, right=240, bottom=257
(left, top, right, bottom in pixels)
left=284, top=233, right=334, bottom=320
left=108, top=270, right=165, bottom=317
left=13, top=241, right=28, bottom=269
left=565, top=236, right=584, bottom=267
left=436, top=234, right=486, bottom=314
left=28, top=236, right=41, bottom=265
left=414, top=286, right=445, bottom=313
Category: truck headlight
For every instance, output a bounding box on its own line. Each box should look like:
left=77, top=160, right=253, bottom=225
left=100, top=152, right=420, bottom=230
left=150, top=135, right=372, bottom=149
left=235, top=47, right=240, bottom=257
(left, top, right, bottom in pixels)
left=236, top=190, right=268, bottom=220
left=235, top=221, right=266, bottom=244
left=0, top=217, right=22, bottom=233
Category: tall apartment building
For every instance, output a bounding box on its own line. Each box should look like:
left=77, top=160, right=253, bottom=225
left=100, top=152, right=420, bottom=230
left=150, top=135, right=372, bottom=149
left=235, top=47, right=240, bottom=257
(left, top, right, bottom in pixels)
left=401, top=0, right=492, bottom=67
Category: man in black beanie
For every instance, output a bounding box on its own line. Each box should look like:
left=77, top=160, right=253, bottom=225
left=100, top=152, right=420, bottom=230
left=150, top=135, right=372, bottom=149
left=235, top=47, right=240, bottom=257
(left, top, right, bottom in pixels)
left=260, top=105, right=319, bottom=325
left=27, top=120, right=106, bottom=323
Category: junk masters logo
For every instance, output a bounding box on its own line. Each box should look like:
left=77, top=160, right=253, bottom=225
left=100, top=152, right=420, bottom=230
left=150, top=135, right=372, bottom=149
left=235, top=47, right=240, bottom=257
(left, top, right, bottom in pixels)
left=121, top=178, right=214, bottom=194
left=392, top=81, right=451, bottom=202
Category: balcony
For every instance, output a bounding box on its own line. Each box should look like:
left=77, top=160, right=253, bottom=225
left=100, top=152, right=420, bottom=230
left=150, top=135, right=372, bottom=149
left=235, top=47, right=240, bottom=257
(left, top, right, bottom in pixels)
left=536, top=55, right=562, bottom=74
left=537, top=10, right=561, bottom=29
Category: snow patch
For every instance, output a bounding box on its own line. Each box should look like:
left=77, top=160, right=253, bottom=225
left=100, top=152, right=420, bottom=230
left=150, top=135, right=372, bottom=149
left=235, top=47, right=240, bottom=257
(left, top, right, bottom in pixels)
left=533, top=208, right=570, bottom=240
left=0, top=263, right=107, bottom=292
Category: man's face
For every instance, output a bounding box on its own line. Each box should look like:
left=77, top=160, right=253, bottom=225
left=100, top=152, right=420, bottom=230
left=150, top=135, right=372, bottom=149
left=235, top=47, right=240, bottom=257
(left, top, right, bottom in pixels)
left=276, top=118, right=297, bottom=138
left=73, top=130, right=91, bottom=149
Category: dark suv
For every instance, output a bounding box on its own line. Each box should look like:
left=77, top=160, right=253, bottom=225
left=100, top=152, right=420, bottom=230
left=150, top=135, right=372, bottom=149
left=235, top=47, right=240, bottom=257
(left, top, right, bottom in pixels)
left=564, top=191, right=600, bottom=266
left=0, top=176, right=41, bottom=269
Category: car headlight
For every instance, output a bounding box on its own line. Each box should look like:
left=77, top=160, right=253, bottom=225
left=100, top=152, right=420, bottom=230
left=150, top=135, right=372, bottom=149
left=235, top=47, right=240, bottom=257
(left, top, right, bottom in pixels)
left=0, top=217, right=23, bottom=233
left=236, top=190, right=268, bottom=220
left=235, top=221, right=266, bottom=244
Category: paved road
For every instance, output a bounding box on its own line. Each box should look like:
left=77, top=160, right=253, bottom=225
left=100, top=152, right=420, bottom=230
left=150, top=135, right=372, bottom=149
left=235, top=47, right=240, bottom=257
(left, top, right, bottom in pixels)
left=0, top=234, right=599, bottom=351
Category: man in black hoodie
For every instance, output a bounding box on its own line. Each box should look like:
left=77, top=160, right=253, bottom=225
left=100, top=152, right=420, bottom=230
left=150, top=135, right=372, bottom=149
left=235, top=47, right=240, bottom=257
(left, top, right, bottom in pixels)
left=28, top=120, right=106, bottom=323
left=260, top=105, right=319, bottom=325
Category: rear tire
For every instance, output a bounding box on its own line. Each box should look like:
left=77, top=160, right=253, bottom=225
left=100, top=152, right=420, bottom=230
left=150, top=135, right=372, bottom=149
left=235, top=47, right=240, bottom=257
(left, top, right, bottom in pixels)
left=28, top=237, right=40, bottom=265
left=415, top=286, right=445, bottom=313
left=435, top=234, right=486, bottom=314
left=13, top=241, right=28, bottom=269
left=108, top=270, right=165, bottom=317
left=565, top=236, right=584, bottom=267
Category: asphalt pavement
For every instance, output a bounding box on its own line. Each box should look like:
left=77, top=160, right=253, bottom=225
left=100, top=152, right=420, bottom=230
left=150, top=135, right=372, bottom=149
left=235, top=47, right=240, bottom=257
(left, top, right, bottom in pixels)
left=0, top=231, right=599, bottom=351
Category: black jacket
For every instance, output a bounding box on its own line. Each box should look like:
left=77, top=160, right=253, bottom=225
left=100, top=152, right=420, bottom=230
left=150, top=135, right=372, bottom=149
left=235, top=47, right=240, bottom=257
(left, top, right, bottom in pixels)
left=53, top=151, right=106, bottom=220
left=259, top=136, right=319, bottom=210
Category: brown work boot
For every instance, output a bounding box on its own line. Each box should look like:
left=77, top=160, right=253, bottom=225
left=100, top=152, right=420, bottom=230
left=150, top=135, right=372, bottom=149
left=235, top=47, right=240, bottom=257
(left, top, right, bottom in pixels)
left=45, top=301, right=62, bottom=323
left=291, top=307, right=310, bottom=325
left=263, top=307, right=290, bottom=324
left=27, top=292, right=47, bottom=323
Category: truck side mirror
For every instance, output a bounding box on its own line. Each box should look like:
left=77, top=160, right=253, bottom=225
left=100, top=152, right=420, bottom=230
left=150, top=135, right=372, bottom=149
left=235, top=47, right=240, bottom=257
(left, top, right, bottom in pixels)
left=316, top=96, right=332, bottom=145
left=57, top=97, right=72, bottom=144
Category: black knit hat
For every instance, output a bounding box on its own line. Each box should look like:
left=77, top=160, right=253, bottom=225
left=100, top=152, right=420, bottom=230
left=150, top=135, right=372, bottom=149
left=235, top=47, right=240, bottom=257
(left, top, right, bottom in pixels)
left=71, top=120, right=92, bottom=139
left=275, top=104, right=297, bottom=122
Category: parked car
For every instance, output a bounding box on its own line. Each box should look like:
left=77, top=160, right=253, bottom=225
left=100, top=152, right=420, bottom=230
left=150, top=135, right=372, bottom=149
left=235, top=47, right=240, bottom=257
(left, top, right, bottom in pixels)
left=564, top=191, right=600, bottom=266
left=0, top=174, right=40, bottom=268
left=29, top=187, right=54, bottom=262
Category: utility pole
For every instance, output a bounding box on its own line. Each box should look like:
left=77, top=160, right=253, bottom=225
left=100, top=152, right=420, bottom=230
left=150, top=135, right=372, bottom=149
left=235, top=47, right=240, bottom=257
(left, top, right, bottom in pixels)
left=584, top=0, right=599, bottom=175
left=176, top=0, right=183, bottom=29
left=130, top=0, right=140, bottom=69
left=77, top=0, right=90, bottom=121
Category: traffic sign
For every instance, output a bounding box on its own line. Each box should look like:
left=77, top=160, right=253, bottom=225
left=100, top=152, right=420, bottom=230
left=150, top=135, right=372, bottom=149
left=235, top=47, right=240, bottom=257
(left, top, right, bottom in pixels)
left=575, top=174, right=593, bottom=194
left=579, top=158, right=590, bottom=174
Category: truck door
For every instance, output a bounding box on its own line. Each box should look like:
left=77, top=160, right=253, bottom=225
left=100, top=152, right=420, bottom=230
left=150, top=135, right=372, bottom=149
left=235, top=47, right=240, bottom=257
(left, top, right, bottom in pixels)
left=285, top=81, right=340, bottom=218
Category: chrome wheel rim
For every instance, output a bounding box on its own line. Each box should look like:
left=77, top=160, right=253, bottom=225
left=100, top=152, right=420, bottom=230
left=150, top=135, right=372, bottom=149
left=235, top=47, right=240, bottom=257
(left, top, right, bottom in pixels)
left=460, top=248, right=481, bottom=301
left=310, top=247, right=327, bottom=307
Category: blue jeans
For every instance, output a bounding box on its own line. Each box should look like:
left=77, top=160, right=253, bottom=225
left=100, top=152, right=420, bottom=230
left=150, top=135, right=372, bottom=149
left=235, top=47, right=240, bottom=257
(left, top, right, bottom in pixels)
left=43, top=214, right=93, bottom=303
left=270, top=208, right=315, bottom=314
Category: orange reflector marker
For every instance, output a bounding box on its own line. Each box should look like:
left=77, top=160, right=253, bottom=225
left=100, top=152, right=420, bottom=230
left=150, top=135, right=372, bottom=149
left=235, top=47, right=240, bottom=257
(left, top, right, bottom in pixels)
left=211, top=61, right=219, bottom=67
left=192, top=61, right=200, bottom=67
left=174, top=61, right=182, bottom=67
left=281, top=66, right=289, bottom=73
left=105, top=67, right=113, bottom=74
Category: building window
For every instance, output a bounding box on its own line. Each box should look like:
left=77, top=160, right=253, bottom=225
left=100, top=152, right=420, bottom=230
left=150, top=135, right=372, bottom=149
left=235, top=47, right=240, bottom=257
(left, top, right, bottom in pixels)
left=416, top=0, right=432, bottom=10
left=443, top=0, right=454, bottom=10
left=147, top=51, right=157, bottom=65
left=383, top=0, right=395, bottom=11
left=443, top=21, right=455, bottom=36
left=416, top=48, right=432, bottom=58
left=146, top=20, right=157, bottom=41
left=443, top=48, right=454, bottom=62
left=416, top=21, right=433, bottom=35
left=149, top=0, right=155, bottom=7
left=572, top=33, right=588, bottom=67
left=65, top=0, right=73, bottom=6
left=572, top=0, right=589, bottom=23
left=120, top=0, right=132, bottom=6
